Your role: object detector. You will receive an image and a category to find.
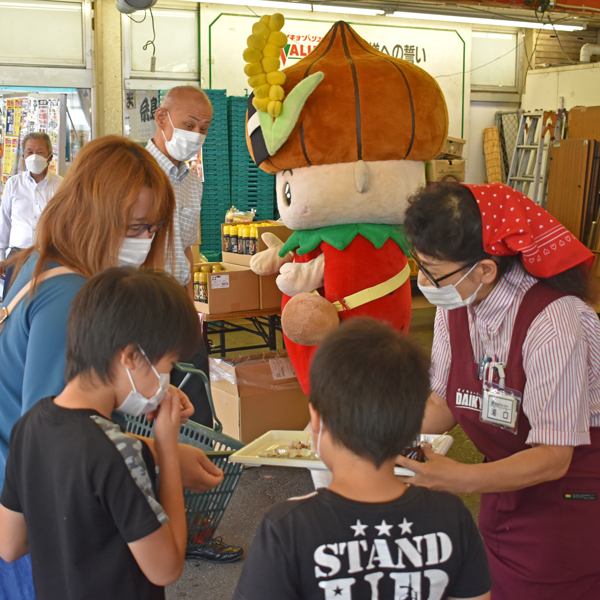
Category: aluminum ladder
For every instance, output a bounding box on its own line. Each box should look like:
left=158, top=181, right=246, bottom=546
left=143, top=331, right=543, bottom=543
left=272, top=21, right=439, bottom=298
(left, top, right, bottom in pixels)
left=507, top=111, right=558, bottom=206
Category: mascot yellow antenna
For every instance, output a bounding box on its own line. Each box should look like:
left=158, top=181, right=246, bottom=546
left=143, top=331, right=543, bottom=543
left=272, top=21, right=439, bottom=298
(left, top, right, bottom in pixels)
left=243, top=13, right=288, bottom=117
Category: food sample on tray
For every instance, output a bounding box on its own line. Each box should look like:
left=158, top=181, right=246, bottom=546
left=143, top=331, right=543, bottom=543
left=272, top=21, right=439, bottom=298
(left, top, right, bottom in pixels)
left=229, top=431, right=454, bottom=473
left=289, top=440, right=310, bottom=450
left=257, top=440, right=316, bottom=460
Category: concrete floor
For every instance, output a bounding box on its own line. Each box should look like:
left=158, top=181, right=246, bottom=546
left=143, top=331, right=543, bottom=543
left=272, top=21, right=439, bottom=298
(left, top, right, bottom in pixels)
left=167, top=300, right=483, bottom=600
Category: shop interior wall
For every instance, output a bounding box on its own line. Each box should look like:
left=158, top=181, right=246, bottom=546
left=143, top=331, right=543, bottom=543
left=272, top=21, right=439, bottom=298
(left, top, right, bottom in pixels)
left=521, top=62, right=600, bottom=112
left=466, top=100, right=520, bottom=184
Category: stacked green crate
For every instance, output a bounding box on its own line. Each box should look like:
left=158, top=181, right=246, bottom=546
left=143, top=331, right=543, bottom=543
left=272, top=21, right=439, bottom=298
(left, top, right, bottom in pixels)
left=227, top=96, right=276, bottom=222
left=200, top=89, right=231, bottom=258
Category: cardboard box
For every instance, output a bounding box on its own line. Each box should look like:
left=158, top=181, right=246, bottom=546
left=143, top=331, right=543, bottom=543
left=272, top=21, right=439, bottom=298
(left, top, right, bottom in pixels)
left=426, top=159, right=466, bottom=183
left=191, top=244, right=201, bottom=265
left=438, top=136, right=466, bottom=159
left=568, top=106, right=600, bottom=142
left=259, top=274, right=283, bottom=310
left=193, top=262, right=259, bottom=314
left=209, top=351, right=310, bottom=443
left=221, top=220, right=295, bottom=267
left=222, top=221, right=295, bottom=309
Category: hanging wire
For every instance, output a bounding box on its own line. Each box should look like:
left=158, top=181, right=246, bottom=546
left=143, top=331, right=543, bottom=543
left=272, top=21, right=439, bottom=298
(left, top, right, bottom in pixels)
left=523, top=26, right=544, bottom=75
left=549, top=23, right=577, bottom=64
left=533, top=6, right=576, bottom=65
left=142, top=6, right=156, bottom=57
left=436, top=5, right=579, bottom=79
left=524, top=29, right=541, bottom=72
left=436, top=36, right=525, bottom=79
left=126, top=10, right=146, bottom=24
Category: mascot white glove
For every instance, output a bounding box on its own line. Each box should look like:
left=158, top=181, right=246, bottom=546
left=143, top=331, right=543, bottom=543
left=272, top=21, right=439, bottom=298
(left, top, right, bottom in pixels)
left=277, top=253, right=325, bottom=297
left=249, top=232, right=293, bottom=276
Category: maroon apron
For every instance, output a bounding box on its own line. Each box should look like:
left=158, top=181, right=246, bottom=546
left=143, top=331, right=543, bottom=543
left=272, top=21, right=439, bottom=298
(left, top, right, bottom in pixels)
left=447, top=283, right=600, bottom=599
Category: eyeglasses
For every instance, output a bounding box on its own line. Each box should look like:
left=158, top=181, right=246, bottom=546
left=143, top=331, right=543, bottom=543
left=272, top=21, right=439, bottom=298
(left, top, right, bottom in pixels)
left=126, top=221, right=165, bottom=238
left=411, top=251, right=481, bottom=289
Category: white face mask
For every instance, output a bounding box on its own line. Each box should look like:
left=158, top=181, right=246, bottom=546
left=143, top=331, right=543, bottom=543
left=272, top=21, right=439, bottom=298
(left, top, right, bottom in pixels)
left=417, top=262, right=483, bottom=310
left=311, top=416, right=324, bottom=458
left=25, top=154, right=49, bottom=175
left=163, top=111, right=205, bottom=162
left=118, top=236, right=153, bottom=268
left=117, top=348, right=170, bottom=416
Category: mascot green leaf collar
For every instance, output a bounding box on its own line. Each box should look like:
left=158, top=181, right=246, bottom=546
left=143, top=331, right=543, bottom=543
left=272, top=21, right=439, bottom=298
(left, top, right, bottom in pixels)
left=279, top=223, right=411, bottom=257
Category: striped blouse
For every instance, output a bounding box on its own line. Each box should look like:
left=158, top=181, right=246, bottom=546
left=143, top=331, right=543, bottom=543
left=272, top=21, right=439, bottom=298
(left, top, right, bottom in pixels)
left=430, top=264, right=600, bottom=447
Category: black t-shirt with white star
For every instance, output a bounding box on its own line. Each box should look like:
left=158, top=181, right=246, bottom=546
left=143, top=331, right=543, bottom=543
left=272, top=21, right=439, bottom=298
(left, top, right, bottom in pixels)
left=233, top=486, right=491, bottom=600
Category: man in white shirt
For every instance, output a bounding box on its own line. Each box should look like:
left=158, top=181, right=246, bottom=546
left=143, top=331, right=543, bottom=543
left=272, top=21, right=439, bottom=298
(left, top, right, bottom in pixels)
left=0, top=132, right=62, bottom=296
left=146, top=86, right=212, bottom=300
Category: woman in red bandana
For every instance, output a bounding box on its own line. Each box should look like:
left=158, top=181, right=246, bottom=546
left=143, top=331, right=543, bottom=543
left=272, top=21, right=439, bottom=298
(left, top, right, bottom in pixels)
left=397, top=182, right=600, bottom=599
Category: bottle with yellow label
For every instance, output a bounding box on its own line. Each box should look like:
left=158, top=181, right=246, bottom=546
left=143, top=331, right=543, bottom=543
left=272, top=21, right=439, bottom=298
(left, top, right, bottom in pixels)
left=223, top=225, right=231, bottom=252
left=247, top=226, right=254, bottom=254
left=199, top=272, right=209, bottom=303
left=230, top=225, right=239, bottom=253
left=193, top=272, right=201, bottom=302
left=212, top=264, right=223, bottom=273
left=249, top=226, right=259, bottom=255
left=200, top=265, right=212, bottom=274
left=237, top=227, right=245, bottom=255
left=239, top=226, right=247, bottom=255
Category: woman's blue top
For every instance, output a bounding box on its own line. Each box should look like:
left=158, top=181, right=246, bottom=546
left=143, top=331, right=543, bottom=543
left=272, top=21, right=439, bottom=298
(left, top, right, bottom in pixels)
left=0, top=254, right=86, bottom=490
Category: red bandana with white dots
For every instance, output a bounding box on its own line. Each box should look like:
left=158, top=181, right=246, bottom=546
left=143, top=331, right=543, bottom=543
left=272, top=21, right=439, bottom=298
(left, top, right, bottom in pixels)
left=465, top=183, right=594, bottom=278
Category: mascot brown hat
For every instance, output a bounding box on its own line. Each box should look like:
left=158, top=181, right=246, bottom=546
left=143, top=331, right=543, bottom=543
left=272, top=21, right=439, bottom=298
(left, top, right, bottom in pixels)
left=246, top=20, right=448, bottom=173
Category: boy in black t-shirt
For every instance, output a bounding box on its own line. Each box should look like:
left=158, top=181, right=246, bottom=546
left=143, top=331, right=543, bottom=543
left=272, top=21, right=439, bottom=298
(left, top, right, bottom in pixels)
left=0, top=268, right=202, bottom=600
left=234, top=319, right=492, bottom=600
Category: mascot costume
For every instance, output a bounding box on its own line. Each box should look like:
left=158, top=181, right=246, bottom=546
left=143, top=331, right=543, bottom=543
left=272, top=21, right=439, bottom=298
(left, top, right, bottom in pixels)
left=243, top=14, right=448, bottom=393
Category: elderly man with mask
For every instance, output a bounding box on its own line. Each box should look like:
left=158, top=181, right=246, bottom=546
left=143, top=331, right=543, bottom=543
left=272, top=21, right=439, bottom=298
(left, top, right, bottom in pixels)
left=0, top=133, right=62, bottom=298
left=147, top=86, right=244, bottom=564
left=146, top=86, right=210, bottom=297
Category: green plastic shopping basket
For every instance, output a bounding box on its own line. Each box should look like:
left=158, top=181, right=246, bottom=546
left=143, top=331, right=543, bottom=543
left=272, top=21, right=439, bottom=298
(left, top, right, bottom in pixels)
left=125, top=363, right=245, bottom=552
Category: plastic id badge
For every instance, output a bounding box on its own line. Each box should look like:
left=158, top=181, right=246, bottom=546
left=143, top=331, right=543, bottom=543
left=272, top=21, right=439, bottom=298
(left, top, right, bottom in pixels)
left=481, top=381, right=522, bottom=434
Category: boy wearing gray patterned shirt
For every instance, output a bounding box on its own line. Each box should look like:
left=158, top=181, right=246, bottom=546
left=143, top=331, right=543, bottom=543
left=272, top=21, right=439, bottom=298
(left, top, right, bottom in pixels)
left=0, top=268, right=202, bottom=600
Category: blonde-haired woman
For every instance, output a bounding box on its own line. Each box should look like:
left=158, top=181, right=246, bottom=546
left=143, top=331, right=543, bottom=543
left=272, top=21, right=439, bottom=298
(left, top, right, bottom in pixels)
left=0, top=136, right=222, bottom=599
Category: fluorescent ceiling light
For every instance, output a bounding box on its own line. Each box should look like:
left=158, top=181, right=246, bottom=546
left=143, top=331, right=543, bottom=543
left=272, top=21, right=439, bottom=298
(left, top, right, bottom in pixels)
left=472, top=32, right=515, bottom=39
left=388, top=11, right=584, bottom=31
left=151, top=9, right=196, bottom=17
left=191, top=1, right=311, bottom=9
left=311, top=6, right=383, bottom=15
left=0, top=1, right=80, bottom=10
left=185, top=1, right=381, bottom=15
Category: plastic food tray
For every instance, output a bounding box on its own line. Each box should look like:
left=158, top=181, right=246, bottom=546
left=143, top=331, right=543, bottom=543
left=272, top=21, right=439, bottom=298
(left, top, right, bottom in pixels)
left=229, top=430, right=326, bottom=470
left=229, top=431, right=453, bottom=476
